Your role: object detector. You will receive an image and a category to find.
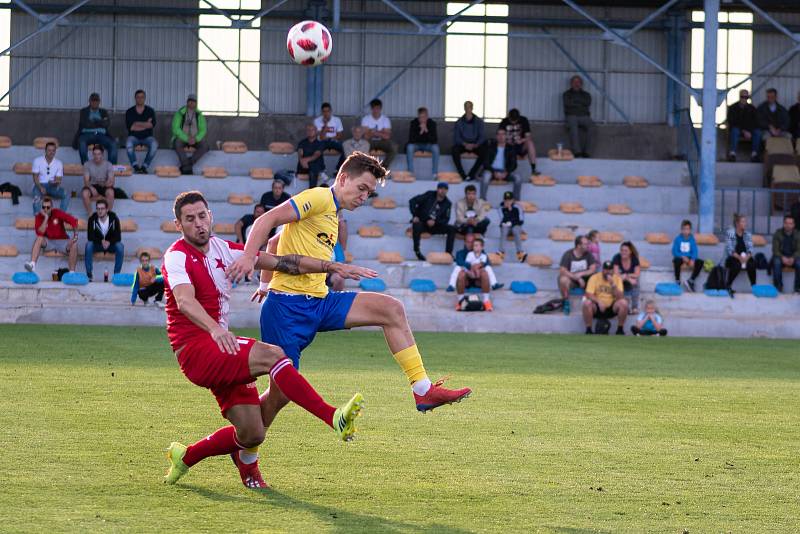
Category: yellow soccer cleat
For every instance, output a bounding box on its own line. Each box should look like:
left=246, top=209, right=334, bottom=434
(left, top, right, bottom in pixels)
left=332, top=393, right=364, bottom=442
left=163, top=442, right=189, bottom=484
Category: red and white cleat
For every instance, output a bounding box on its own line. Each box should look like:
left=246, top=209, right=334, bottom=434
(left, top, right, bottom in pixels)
left=413, top=376, right=472, bottom=413
left=230, top=452, right=270, bottom=489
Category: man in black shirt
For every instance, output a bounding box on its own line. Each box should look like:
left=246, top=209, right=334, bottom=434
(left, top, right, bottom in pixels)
left=409, top=182, right=455, bottom=261
left=771, top=215, right=800, bottom=293
left=235, top=204, right=266, bottom=245
left=259, top=179, right=291, bottom=212
left=756, top=88, right=791, bottom=144
left=498, top=108, right=538, bottom=174
left=406, top=107, right=439, bottom=179
left=726, top=89, right=760, bottom=162
left=125, top=89, right=158, bottom=173
left=297, top=124, right=326, bottom=188
left=563, top=75, right=594, bottom=157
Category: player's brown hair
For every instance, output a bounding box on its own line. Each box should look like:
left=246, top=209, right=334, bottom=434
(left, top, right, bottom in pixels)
left=340, top=151, right=389, bottom=185
left=173, top=190, right=209, bottom=219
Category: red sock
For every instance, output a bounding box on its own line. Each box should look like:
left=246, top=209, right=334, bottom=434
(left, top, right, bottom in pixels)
left=183, top=425, right=243, bottom=467
left=270, top=358, right=335, bottom=427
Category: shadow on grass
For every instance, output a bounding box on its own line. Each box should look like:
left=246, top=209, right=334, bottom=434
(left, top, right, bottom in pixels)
left=181, top=484, right=475, bottom=534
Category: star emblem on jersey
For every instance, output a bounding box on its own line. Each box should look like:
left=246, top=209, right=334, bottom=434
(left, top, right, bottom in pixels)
left=215, top=258, right=226, bottom=271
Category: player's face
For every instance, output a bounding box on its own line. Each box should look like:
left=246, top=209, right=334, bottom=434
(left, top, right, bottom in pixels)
left=338, top=171, right=376, bottom=210
left=176, top=201, right=212, bottom=247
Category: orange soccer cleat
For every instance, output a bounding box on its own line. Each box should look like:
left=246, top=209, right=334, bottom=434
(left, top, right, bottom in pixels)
left=413, top=377, right=472, bottom=413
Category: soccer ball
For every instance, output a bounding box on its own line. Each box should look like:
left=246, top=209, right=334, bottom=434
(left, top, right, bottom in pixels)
left=287, top=20, right=332, bottom=66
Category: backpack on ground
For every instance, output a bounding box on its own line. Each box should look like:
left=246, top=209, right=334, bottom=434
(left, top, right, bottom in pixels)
left=704, top=265, right=728, bottom=290
left=594, top=318, right=611, bottom=335
left=533, top=298, right=564, bottom=314
left=458, top=294, right=484, bottom=312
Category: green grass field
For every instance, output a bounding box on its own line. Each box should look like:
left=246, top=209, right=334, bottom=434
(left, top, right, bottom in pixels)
left=1, top=325, right=799, bottom=533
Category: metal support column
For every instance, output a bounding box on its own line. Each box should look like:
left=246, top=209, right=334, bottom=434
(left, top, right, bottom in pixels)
left=666, top=12, right=682, bottom=126
left=699, top=0, right=719, bottom=233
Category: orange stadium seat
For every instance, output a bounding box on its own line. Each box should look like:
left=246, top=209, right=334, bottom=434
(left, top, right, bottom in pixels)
left=250, top=168, right=274, bottom=180
left=203, top=167, right=228, bottom=178
left=213, top=223, right=235, bottom=234
left=405, top=227, right=431, bottom=239
left=63, top=164, right=83, bottom=176
left=222, top=141, right=247, bottom=153
left=413, top=150, right=432, bottom=158
left=372, top=197, right=396, bottom=209
left=378, top=251, right=403, bottom=264
left=577, top=175, right=603, bottom=187
left=752, top=235, right=767, bottom=247
left=358, top=226, right=383, bottom=238
left=646, top=232, right=670, bottom=245
left=15, top=217, right=35, bottom=230
left=156, top=166, right=181, bottom=178
left=507, top=231, right=528, bottom=241
left=549, top=228, right=575, bottom=242
left=269, top=142, right=295, bottom=154
left=438, top=172, right=462, bottom=184
left=228, top=194, right=253, bottom=205
left=526, top=254, right=553, bottom=267
left=160, top=221, right=180, bottom=233
left=531, top=175, right=556, bottom=186
left=132, top=191, right=158, bottom=202
left=607, top=204, right=632, bottom=215
left=0, top=244, right=19, bottom=257
left=13, top=162, right=32, bottom=174
left=487, top=252, right=504, bottom=265
left=0, top=136, right=11, bottom=148
left=518, top=200, right=537, bottom=213
left=392, top=171, right=415, bottom=183
left=560, top=202, right=584, bottom=214
left=547, top=148, right=574, bottom=161
left=623, top=175, right=649, bottom=188
left=599, top=231, right=623, bottom=243
left=426, top=252, right=453, bottom=264
left=694, top=233, right=719, bottom=246
left=121, top=219, right=138, bottom=232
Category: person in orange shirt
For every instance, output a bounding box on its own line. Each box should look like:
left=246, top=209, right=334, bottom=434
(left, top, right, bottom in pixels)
left=130, top=251, right=165, bottom=307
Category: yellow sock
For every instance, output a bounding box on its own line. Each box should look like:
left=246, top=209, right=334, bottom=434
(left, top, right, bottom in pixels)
left=393, top=344, right=428, bottom=385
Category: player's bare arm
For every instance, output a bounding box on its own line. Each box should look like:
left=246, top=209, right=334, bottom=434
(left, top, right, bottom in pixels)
left=257, top=252, right=377, bottom=280
left=172, top=284, right=239, bottom=355
left=227, top=202, right=298, bottom=281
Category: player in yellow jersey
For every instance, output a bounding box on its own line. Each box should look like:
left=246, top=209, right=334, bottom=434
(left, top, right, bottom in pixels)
left=227, top=152, right=471, bottom=426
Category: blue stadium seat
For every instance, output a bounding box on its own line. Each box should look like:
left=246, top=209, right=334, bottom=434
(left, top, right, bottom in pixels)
left=752, top=284, right=778, bottom=298
left=112, top=273, right=135, bottom=287
left=655, top=282, right=682, bottom=296
left=62, top=272, right=89, bottom=286
left=703, top=289, right=729, bottom=297
left=510, top=281, right=537, bottom=294
left=12, top=271, right=39, bottom=285
left=409, top=279, right=436, bottom=293
left=359, top=278, right=386, bottom=292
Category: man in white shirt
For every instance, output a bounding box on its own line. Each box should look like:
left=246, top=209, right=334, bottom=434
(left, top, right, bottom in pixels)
left=313, top=102, right=345, bottom=170
left=360, top=98, right=396, bottom=167
left=31, top=142, right=68, bottom=214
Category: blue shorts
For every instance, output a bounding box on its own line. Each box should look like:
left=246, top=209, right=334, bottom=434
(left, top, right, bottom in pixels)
left=259, top=290, right=357, bottom=369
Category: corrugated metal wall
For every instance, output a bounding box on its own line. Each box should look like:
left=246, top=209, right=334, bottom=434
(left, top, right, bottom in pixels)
left=752, top=11, right=800, bottom=109
left=9, top=5, right=196, bottom=112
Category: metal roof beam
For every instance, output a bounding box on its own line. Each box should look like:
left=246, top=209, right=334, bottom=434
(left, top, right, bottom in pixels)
left=1, top=0, right=89, bottom=58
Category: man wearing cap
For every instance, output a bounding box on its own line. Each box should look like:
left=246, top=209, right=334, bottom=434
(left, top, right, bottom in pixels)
left=582, top=260, right=628, bottom=335
left=408, top=181, right=456, bottom=261
left=498, top=191, right=527, bottom=263
left=171, top=94, right=208, bottom=174
left=75, top=92, right=117, bottom=165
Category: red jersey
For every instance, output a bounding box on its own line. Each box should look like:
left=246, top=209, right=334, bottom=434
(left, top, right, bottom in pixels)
left=162, top=236, right=250, bottom=351
left=35, top=208, right=77, bottom=239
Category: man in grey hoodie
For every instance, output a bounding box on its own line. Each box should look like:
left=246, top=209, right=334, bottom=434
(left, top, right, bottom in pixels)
left=452, top=101, right=485, bottom=181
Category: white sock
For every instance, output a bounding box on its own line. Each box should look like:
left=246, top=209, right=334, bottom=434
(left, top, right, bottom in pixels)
left=239, top=449, right=259, bottom=465
left=412, top=377, right=432, bottom=396
left=482, top=293, right=489, bottom=302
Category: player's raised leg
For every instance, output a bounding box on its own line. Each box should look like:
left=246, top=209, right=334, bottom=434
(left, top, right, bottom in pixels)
left=344, top=292, right=472, bottom=412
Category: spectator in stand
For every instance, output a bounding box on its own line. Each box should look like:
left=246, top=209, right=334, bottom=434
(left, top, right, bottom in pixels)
left=406, top=107, right=439, bottom=179
left=612, top=241, right=641, bottom=314
left=582, top=261, right=628, bottom=335
left=452, top=100, right=485, bottom=182
left=455, top=237, right=494, bottom=311
left=343, top=126, right=370, bottom=157
left=558, top=235, right=598, bottom=315
left=31, top=142, right=68, bottom=215
left=479, top=128, right=522, bottom=201
left=260, top=179, right=291, bottom=212
left=361, top=98, right=396, bottom=166
left=672, top=219, right=704, bottom=292
left=314, top=102, right=345, bottom=171
left=563, top=75, right=594, bottom=158
left=756, top=88, right=791, bottom=143
left=84, top=198, right=123, bottom=282
left=297, top=123, right=326, bottom=188
left=727, top=88, right=761, bottom=162
left=171, top=94, right=208, bottom=175
left=455, top=184, right=490, bottom=236
left=497, top=191, right=527, bottom=263
left=447, top=232, right=501, bottom=292
left=130, top=251, right=164, bottom=307
left=235, top=204, right=266, bottom=245
left=75, top=92, right=117, bottom=165
left=586, top=229, right=601, bottom=264
left=789, top=90, right=800, bottom=142
left=409, top=181, right=456, bottom=261
left=499, top=108, right=538, bottom=174
left=24, top=196, right=78, bottom=274
left=723, top=213, right=757, bottom=295
left=125, top=89, right=158, bottom=174
left=771, top=214, right=800, bottom=293
left=631, top=300, right=667, bottom=336
left=81, top=145, right=115, bottom=215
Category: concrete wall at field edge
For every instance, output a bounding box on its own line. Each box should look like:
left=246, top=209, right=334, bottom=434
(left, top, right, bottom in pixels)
left=0, top=110, right=680, bottom=160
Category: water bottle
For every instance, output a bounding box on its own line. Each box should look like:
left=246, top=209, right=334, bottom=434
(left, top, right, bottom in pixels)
left=103, top=268, right=109, bottom=282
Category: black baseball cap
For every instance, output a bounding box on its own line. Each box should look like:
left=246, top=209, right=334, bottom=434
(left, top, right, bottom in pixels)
left=436, top=181, right=449, bottom=190
left=602, top=260, right=613, bottom=270
left=503, top=191, right=514, bottom=200
left=89, top=92, right=100, bottom=101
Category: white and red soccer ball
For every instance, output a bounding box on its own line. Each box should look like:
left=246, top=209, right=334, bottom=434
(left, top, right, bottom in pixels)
left=287, top=20, right=332, bottom=66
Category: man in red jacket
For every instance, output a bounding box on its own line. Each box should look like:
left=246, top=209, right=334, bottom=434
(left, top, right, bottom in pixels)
left=24, top=196, right=79, bottom=274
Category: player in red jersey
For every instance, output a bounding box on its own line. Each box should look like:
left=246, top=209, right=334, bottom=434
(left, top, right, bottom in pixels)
left=162, top=191, right=376, bottom=489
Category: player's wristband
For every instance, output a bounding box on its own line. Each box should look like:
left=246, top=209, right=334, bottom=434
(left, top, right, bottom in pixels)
left=259, top=282, right=270, bottom=293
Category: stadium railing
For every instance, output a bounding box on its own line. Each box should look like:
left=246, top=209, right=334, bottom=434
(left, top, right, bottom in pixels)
left=675, top=107, right=700, bottom=199
left=716, top=186, right=798, bottom=235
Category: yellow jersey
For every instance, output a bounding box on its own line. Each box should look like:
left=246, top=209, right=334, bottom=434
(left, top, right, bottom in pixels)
left=270, top=186, right=340, bottom=298
left=585, top=272, right=623, bottom=308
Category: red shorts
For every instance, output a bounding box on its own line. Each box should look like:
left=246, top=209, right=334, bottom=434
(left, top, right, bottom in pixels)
left=176, top=335, right=261, bottom=415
